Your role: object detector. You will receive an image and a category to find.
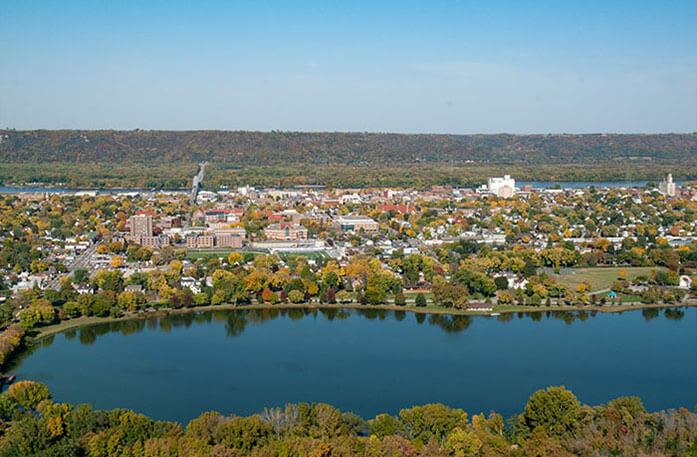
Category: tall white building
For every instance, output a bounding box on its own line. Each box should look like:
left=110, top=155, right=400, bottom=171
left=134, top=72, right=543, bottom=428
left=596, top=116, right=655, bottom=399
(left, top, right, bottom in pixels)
left=487, top=175, right=516, bottom=198
left=659, top=173, right=677, bottom=198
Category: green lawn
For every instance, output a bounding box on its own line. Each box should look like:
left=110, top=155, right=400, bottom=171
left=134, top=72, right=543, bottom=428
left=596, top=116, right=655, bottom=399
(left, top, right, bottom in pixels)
left=552, top=267, right=662, bottom=292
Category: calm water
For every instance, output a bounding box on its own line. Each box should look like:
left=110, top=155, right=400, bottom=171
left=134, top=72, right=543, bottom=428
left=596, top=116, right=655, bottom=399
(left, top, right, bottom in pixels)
left=12, top=307, right=697, bottom=423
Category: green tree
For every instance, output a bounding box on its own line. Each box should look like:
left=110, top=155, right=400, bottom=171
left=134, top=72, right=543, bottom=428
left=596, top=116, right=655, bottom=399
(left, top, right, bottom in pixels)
left=520, top=386, right=581, bottom=438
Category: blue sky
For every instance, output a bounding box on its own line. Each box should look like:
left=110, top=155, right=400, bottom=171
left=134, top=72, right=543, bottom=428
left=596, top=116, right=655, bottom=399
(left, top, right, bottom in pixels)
left=1, top=0, right=695, bottom=133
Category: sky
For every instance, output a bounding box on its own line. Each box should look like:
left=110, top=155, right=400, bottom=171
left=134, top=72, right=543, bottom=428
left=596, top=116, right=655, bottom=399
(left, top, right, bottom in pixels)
left=1, top=0, right=695, bottom=133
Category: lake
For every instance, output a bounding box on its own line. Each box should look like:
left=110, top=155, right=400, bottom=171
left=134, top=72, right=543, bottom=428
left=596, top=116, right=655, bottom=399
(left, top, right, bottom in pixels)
left=11, top=307, right=697, bottom=424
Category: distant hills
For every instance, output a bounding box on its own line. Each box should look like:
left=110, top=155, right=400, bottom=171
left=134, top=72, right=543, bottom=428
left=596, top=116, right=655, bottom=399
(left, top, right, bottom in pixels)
left=1, top=130, right=695, bottom=166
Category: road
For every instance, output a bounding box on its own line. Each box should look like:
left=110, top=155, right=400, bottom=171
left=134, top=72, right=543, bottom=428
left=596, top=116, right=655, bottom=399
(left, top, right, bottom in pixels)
left=190, top=161, right=208, bottom=205
left=46, top=243, right=98, bottom=290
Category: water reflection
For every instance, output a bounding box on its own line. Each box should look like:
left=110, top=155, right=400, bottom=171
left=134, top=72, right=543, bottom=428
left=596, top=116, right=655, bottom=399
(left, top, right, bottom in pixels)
left=23, top=306, right=691, bottom=352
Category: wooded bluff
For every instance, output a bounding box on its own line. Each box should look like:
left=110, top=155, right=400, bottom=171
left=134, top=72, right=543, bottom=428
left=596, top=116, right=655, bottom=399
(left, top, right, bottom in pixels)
left=1, top=130, right=695, bottom=165
left=1, top=130, right=695, bottom=188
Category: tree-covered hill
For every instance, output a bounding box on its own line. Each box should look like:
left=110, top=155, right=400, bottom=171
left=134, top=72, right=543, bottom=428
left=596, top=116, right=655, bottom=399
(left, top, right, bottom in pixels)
left=1, top=130, right=696, bottom=166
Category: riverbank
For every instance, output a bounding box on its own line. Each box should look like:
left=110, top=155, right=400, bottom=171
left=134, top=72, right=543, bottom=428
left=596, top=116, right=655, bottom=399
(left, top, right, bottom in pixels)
left=30, top=300, right=697, bottom=340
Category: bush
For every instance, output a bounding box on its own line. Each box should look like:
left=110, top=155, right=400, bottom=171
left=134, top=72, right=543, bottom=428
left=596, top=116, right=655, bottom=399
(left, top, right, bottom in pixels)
left=414, top=293, right=427, bottom=307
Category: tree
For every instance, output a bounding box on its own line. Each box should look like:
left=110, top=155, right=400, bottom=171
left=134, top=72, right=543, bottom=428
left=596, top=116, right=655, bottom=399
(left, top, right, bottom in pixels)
left=494, top=276, right=509, bottom=290
left=93, top=269, right=124, bottom=293
left=117, top=291, right=139, bottom=311
left=335, top=290, right=352, bottom=303
left=522, top=258, right=537, bottom=278
left=8, top=381, right=51, bottom=411
left=18, top=303, right=55, bottom=330
left=443, top=427, right=482, bottom=457
left=394, top=291, right=406, bottom=306
left=521, top=386, right=581, bottom=438
left=369, top=413, right=397, bottom=438
left=288, top=290, right=304, bottom=303
left=228, top=252, right=243, bottom=265
left=186, top=411, right=225, bottom=445
left=213, top=415, right=273, bottom=452
left=73, top=268, right=89, bottom=284
left=415, top=293, right=427, bottom=307
left=109, top=255, right=124, bottom=268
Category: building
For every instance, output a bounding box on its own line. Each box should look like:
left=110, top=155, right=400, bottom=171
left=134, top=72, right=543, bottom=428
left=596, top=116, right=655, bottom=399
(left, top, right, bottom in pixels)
left=487, top=175, right=516, bottom=198
left=125, top=284, right=143, bottom=293
left=140, top=235, right=170, bottom=249
left=376, top=204, right=412, bottom=214
left=264, top=222, right=308, bottom=241
left=197, top=235, right=215, bottom=248
left=193, top=208, right=244, bottom=224
left=129, top=214, right=153, bottom=237
left=659, top=173, right=677, bottom=198
left=336, top=215, right=379, bottom=232
left=186, top=231, right=243, bottom=249
left=181, top=277, right=202, bottom=294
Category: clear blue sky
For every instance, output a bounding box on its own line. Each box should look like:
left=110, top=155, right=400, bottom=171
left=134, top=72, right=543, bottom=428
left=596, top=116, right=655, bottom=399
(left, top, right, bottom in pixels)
left=1, top=0, right=695, bottom=133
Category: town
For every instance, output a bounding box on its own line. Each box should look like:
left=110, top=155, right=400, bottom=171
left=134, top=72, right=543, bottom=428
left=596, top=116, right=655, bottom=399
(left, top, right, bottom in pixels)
left=0, top=171, right=695, bottom=336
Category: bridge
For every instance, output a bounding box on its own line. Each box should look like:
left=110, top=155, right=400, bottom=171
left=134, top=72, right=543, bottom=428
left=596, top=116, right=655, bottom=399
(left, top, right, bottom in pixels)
left=190, top=162, right=208, bottom=204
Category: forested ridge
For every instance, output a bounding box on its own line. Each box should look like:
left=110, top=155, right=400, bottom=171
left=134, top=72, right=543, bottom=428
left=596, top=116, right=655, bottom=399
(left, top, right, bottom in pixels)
left=1, top=130, right=696, bottom=166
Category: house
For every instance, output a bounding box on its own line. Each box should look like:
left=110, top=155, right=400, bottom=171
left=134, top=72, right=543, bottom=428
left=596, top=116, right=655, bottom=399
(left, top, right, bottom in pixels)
left=181, top=277, right=201, bottom=294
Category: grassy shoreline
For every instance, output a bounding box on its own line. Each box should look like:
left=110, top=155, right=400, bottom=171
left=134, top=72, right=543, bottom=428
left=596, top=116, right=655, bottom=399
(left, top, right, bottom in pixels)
left=30, top=300, right=697, bottom=340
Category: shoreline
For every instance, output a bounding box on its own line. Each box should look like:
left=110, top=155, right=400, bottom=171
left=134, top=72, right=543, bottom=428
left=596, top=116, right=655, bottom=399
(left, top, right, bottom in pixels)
left=30, top=301, right=697, bottom=340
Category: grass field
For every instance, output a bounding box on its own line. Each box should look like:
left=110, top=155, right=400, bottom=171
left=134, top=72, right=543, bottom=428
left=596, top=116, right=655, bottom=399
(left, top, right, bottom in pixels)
left=276, top=251, right=331, bottom=262
left=552, top=267, right=663, bottom=292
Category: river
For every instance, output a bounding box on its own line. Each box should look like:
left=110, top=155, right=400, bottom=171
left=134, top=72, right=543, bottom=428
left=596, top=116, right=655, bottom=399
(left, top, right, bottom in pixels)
left=11, top=307, right=696, bottom=424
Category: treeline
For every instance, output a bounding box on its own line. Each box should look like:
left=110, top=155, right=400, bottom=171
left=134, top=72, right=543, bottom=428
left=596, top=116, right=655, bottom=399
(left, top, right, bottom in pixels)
left=0, top=382, right=695, bottom=456
left=2, top=130, right=696, bottom=166
left=1, top=162, right=696, bottom=190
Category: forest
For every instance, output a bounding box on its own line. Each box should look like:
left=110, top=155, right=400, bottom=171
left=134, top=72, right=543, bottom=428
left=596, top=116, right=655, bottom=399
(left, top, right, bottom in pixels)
left=1, top=130, right=696, bottom=188
left=0, top=381, right=694, bottom=457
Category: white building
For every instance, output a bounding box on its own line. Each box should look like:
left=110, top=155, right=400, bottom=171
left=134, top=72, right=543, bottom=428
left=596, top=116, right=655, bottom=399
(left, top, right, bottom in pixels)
left=659, top=173, right=677, bottom=198
left=487, top=175, right=516, bottom=198
left=181, top=277, right=202, bottom=294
